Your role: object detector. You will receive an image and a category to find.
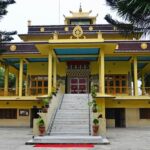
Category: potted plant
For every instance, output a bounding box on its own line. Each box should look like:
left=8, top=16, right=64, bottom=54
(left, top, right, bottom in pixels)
left=92, top=118, right=99, bottom=136
left=88, top=100, right=98, bottom=113
left=52, top=87, right=57, bottom=96
left=91, top=85, right=97, bottom=98
left=37, top=117, right=45, bottom=136
left=43, top=98, right=50, bottom=108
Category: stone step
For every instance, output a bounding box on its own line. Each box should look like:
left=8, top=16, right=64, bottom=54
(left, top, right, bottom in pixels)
left=58, top=109, right=89, bottom=112
left=57, top=112, right=89, bottom=115
left=60, top=107, right=88, bottom=109
left=49, top=94, right=90, bottom=136
left=53, top=120, right=89, bottom=125
left=55, top=116, right=89, bottom=119
left=52, top=124, right=89, bottom=129
left=51, top=129, right=89, bottom=133
left=56, top=113, right=88, bottom=117
left=26, top=136, right=110, bottom=144
left=50, top=131, right=89, bottom=135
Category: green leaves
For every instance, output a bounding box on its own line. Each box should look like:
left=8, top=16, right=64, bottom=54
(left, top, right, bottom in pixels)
left=105, top=0, right=150, bottom=36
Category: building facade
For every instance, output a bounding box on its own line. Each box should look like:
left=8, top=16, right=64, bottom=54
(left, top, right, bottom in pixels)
left=0, top=7, right=150, bottom=128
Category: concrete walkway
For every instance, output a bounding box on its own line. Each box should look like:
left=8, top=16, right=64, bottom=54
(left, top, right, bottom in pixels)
left=0, top=127, right=150, bottom=150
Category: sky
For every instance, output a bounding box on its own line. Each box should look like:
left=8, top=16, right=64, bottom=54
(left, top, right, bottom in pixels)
left=0, top=0, right=118, bottom=41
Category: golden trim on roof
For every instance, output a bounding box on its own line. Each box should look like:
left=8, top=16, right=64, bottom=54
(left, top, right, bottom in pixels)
left=141, top=43, right=148, bottom=50
left=40, top=27, right=45, bottom=32
left=10, top=45, right=17, bottom=51
left=89, top=26, right=93, bottom=31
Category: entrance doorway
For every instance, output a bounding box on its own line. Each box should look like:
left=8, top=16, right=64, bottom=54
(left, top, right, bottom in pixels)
left=30, top=107, right=41, bottom=128
left=70, top=78, right=88, bottom=93
left=67, top=61, right=90, bottom=94
left=115, top=108, right=126, bottom=127
left=106, top=108, right=126, bottom=128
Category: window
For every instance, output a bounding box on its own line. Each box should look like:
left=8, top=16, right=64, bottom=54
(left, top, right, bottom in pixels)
left=139, top=108, right=150, bottom=119
left=106, top=108, right=115, bottom=119
left=70, top=19, right=91, bottom=25
left=0, top=109, right=17, bottom=119
left=105, top=74, right=128, bottom=95
left=30, top=75, right=48, bottom=96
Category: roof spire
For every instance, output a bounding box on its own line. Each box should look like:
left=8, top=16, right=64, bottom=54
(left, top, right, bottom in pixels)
left=79, top=3, right=82, bottom=12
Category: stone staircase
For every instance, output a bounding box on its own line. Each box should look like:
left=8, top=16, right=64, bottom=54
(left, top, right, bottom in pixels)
left=49, top=94, right=90, bottom=136
left=26, top=94, right=109, bottom=144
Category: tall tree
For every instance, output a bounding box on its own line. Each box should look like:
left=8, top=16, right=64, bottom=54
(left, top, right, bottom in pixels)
left=0, top=0, right=16, bottom=42
left=105, top=0, right=150, bottom=36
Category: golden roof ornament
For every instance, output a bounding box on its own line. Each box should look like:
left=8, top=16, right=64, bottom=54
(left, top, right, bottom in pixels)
left=141, top=43, right=148, bottom=50
left=40, top=27, right=45, bottom=32
left=73, top=25, right=83, bottom=39
left=10, top=45, right=17, bottom=51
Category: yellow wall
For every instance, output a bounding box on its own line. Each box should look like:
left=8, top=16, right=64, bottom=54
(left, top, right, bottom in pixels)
left=0, top=100, right=43, bottom=127
left=90, top=62, right=99, bottom=75
left=0, top=109, right=30, bottom=127
left=105, top=61, right=131, bottom=74
left=104, top=99, right=150, bottom=128
left=28, top=62, right=48, bottom=75
left=90, top=61, right=131, bottom=75
left=105, top=99, right=150, bottom=108
left=0, top=100, right=42, bottom=108
left=27, top=61, right=130, bottom=76
left=57, top=62, right=67, bottom=76
left=27, top=62, right=67, bottom=76
left=126, top=108, right=150, bottom=127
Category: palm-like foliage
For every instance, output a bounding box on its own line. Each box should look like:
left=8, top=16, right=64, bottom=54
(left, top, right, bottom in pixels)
left=105, top=0, right=150, bottom=36
left=0, top=0, right=16, bottom=42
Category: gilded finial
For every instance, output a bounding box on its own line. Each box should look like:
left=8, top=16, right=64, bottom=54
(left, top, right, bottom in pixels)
left=79, top=3, right=82, bottom=12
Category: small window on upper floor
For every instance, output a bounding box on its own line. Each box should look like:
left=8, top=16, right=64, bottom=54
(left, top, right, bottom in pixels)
left=70, top=19, right=91, bottom=25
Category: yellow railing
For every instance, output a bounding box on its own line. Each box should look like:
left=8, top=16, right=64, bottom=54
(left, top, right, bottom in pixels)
left=0, top=88, right=17, bottom=96
left=105, top=86, right=133, bottom=96
left=28, top=87, right=48, bottom=96
left=139, top=87, right=150, bottom=96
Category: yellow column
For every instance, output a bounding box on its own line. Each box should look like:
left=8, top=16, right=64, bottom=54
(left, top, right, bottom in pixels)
left=133, top=57, right=138, bottom=96
left=96, top=98, right=106, bottom=136
left=4, top=65, right=9, bottom=96
left=25, top=75, right=28, bottom=96
left=19, top=59, right=23, bottom=97
left=99, top=49, right=105, bottom=95
left=48, top=50, right=52, bottom=96
left=15, top=72, right=19, bottom=96
left=53, top=57, right=57, bottom=88
left=141, top=72, right=145, bottom=95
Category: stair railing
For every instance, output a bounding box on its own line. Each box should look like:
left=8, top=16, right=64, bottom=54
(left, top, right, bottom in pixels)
left=88, top=93, right=92, bottom=135
left=47, top=94, right=64, bottom=135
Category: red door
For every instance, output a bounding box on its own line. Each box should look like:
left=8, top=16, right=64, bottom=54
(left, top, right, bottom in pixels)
left=70, top=78, right=88, bottom=93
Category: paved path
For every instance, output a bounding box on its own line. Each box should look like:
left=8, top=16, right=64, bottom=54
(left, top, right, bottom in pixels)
left=0, top=127, right=150, bottom=150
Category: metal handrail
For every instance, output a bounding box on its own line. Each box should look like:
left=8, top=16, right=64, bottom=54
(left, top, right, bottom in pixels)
left=47, top=94, right=64, bottom=135
left=88, top=93, right=92, bottom=136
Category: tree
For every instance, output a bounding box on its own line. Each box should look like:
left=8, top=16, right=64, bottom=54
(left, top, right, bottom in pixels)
left=0, top=0, right=16, bottom=42
left=105, top=0, right=150, bottom=90
left=105, top=0, right=150, bottom=36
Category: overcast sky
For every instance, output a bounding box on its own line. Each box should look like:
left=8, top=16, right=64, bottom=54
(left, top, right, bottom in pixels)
left=0, top=0, right=118, bottom=41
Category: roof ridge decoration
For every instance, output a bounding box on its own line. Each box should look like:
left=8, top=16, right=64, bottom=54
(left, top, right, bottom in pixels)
left=79, top=3, right=82, bottom=13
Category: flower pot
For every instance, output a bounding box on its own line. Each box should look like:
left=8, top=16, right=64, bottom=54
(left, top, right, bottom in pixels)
left=92, top=125, right=99, bottom=136
left=39, top=125, right=45, bottom=136
left=42, top=107, right=48, bottom=113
